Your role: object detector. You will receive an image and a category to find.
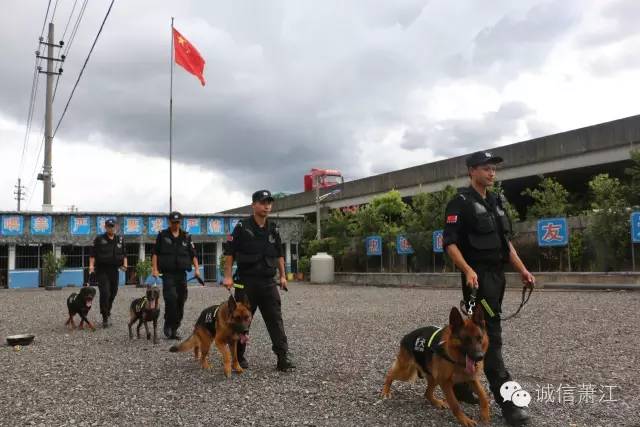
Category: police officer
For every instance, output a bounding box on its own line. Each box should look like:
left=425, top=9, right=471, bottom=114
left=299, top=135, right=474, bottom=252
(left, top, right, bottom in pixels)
left=223, top=190, right=295, bottom=372
left=443, top=151, right=535, bottom=426
left=151, top=211, right=201, bottom=340
left=89, top=218, right=127, bottom=328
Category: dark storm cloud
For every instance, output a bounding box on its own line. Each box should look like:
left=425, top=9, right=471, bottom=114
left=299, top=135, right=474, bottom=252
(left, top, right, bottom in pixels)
left=0, top=0, right=595, bottom=198
left=400, top=101, right=533, bottom=156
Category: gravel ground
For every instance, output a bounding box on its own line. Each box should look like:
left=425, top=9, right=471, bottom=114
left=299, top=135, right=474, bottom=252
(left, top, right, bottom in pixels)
left=1, top=283, right=638, bottom=427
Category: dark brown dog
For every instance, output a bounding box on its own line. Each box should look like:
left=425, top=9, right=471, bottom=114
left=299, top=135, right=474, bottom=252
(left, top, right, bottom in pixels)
left=170, top=294, right=252, bottom=377
left=128, top=286, right=161, bottom=344
left=65, top=286, right=97, bottom=331
left=382, top=307, right=490, bottom=427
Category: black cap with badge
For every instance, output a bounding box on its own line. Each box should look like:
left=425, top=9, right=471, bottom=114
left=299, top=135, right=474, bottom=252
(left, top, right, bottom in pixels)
left=169, top=211, right=183, bottom=222
left=465, top=151, right=504, bottom=168
left=252, top=190, right=274, bottom=203
left=105, top=218, right=116, bottom=227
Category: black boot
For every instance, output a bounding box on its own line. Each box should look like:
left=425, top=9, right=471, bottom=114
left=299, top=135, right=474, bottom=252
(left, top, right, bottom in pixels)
left=238, top=354, right=249, bottom=369
left=163, top=324, right=172, bottom=339
left=454, top=383, right=479, bottom=404
left=276, top=353, right=296, bottom=372
left=501, top=401, right=530, bottom=426
left=102, top=315, right=109, bottom=329
left=169, top=328, right=182, bottom=340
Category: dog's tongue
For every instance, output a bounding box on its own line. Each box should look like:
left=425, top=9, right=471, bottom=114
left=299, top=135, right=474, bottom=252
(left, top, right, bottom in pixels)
left=85, top=300, right=92, bottom=308
left=465, top=356, right=475, bottom=374
left=239, top=333, right=249, bottom=345
left=148, top=300, right=155, bottom=310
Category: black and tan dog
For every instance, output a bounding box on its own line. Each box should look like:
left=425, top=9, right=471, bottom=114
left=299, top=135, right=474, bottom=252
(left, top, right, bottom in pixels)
left=382, top=307, right=490, bottom=427
left=65, top=285, right=97, bottom=331
left=128, top=286, right=161, bottom=344
left=170, top=294, right=252, bottom=377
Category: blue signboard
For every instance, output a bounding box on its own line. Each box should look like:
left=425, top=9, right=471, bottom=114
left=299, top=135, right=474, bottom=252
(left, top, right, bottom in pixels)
left=30, top=215, right=53, bottom=235
left=1, top=215, right=24, bottom=236
left=183, top=217, right=202, bottom=235
left=365, top=235, right=382, bottom=256
left=97, top=216, right=117, bottom=234
left=433, top=230, right=444, bottom=253
left=229, top=218, right=241, bottom=233
left=396, top=235, right=414, bottom=255
left=207, top=217, right=225, bottom=235
left=148, top=217, right=168, bottom=235
left=123, top=217, right=143, bottom=235
left=69, top=216, right=91, bottom=235
left=631, top=212, right=640, bottom=243
left=537, top=218, right=569, bottom=247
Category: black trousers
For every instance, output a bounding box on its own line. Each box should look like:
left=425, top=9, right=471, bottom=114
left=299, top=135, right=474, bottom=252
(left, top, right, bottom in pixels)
left=461, top=265, right=511, bottom=403
left=96, top=267, right=119, bottom=317
left=162, top=271, right=188, bottom=331
left=235, top=278, right=288, bottom=358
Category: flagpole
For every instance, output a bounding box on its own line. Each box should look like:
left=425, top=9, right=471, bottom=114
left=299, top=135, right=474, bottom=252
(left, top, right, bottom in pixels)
left=169, top=16, right=175, bottom=213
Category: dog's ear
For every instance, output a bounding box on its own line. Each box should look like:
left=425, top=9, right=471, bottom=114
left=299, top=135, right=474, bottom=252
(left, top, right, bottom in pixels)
left=449, top=307, right=464, bottom=332
left=228, top=294, right=237, bottom=312
left=239, top=293, right=251, bottom=309
left=472, top=305, right=486, bottom=328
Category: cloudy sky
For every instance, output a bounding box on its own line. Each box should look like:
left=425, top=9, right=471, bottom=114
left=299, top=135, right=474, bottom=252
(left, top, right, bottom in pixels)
left=2, top=0, right=640, bottom=213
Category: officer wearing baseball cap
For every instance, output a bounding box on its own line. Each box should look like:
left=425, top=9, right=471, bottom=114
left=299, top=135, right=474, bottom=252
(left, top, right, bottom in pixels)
left=222, top=189, right=295, bottom=371
left=89, top=218, right=127, bottom=328
left=152, top=211, right=201, bottom=339
left=442, top=151, right=535, bottom=425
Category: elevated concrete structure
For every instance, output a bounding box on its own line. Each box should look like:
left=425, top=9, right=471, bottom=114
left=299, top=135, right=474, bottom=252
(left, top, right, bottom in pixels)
left=223, top=114, right=640, bottom=216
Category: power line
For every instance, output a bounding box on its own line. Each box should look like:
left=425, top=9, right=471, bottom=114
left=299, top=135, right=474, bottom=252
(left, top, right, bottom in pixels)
left=54, top=0, right=115, bottom=137
left=53, top=0, right=87, bottom=103
left=61, top=0, right=79, bottom=41
left=39, top=0, right=52, bottom=39
left=50, top=0, right=60, bottom=23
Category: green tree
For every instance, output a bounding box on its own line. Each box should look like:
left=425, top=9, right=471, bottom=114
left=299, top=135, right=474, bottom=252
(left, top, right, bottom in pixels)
left=586, top=174, right=630, bottom=270
left=492, top=181, right=520, bottom=223
left=521, top=177, right=570, bottom=220
left=624, top=149, right=640, bottom=207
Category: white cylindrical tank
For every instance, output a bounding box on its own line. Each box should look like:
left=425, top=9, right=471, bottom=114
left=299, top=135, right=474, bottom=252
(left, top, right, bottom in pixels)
left=310, top=252, right=334, bottom=283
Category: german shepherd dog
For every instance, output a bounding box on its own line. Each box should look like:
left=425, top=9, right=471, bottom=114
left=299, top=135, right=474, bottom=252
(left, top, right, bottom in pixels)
left=65, top=286, right=97, bottom=331
left=382, top=307, right=490, bottom=427
left=170, top=294, right=252, bottom=377
left=128, top=286, right=161, bottom=344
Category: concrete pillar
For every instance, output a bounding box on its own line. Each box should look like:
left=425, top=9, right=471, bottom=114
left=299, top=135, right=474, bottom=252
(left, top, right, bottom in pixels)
left=285, top=241, right=292, bottom=273
left=216, top=240, right=223, bottom=281
left=139, top=242, right=145, bottom=261
left=8, top=245, right=16, bottom=270
left=54, top=245, right=62, bottom=258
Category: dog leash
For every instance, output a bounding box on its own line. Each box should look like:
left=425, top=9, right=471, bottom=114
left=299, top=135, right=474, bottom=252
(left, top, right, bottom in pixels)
left=461, top=282, right=533, bottom=321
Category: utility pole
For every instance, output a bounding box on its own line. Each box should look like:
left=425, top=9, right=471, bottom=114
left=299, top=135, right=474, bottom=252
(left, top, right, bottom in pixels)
left=14, top=178, right=25, bottom=211
left=36, top=22, right=64, bottom=212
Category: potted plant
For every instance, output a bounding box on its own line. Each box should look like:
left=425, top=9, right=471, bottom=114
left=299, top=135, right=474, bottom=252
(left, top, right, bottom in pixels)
left=297, top=256, right=310, bottom=281
left=218, top=254, right=226, bottom=284
left=135, top=258, right=152, bottom=288
left=42, top=251, right=66, bottom=291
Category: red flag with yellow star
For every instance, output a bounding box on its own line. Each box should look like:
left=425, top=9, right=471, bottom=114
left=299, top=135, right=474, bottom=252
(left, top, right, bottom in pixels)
left=172, top=27, right=205, bottom=86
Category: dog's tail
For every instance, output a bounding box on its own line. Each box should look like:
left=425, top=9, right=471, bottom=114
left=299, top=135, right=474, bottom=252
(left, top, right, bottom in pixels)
left=169, top=334, right=196, bottom=353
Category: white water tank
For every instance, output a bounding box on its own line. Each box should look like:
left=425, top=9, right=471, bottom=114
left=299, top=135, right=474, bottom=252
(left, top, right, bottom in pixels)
left=310, top=252, right=334, bottom=283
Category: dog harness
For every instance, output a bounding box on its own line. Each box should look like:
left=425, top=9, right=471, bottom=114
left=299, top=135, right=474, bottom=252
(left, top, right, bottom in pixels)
left=135, top=296, right=148, bottom=313
left=196, top=305, right=220, bottom=336
left=401, top=326, right=463, bottom=371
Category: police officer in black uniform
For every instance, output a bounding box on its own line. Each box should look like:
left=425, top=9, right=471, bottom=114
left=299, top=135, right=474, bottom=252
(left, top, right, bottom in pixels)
left=443, top=151, right=535, bottom=426
left=223, top=190, right=295, bottom=372
left=151, top=211, right=201, bottom=340
left=89, top=218, right=127, bottom=328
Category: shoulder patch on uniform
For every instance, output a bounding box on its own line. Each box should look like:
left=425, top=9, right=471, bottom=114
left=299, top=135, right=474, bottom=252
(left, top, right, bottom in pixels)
left=446, top=215, right=458, bottom=224
left=458, top=194, right=466, bottom=201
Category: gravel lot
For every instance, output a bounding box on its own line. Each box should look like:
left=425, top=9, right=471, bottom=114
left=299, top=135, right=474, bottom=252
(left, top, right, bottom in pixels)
left=1, top=283, right=638, bottom=426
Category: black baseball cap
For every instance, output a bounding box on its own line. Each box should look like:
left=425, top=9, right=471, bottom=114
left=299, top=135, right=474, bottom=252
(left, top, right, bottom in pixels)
left=466, top=151, right=503, bottom=168
left=169, top=211, right=183, bottom=222
left=105, top=218, right=116, bottom=227
left=252, top=190, right=274, bottom=203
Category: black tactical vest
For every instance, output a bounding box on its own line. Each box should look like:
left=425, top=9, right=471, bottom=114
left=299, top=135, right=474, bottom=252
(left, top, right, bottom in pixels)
left=94, top=234, right=125, bottom=267
left=156, top=229, right=193, bottom=273
left=462, top=188, right=511, bottom=262
left=400, top=326, right=445, bottom=370
left=235, top=218, right=280, bottom=277
left=196, top=305, right=219, bottom=336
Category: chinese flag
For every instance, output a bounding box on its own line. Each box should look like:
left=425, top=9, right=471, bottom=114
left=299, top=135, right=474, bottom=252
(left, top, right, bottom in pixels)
left=173, top=28, right=205, bottom=86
